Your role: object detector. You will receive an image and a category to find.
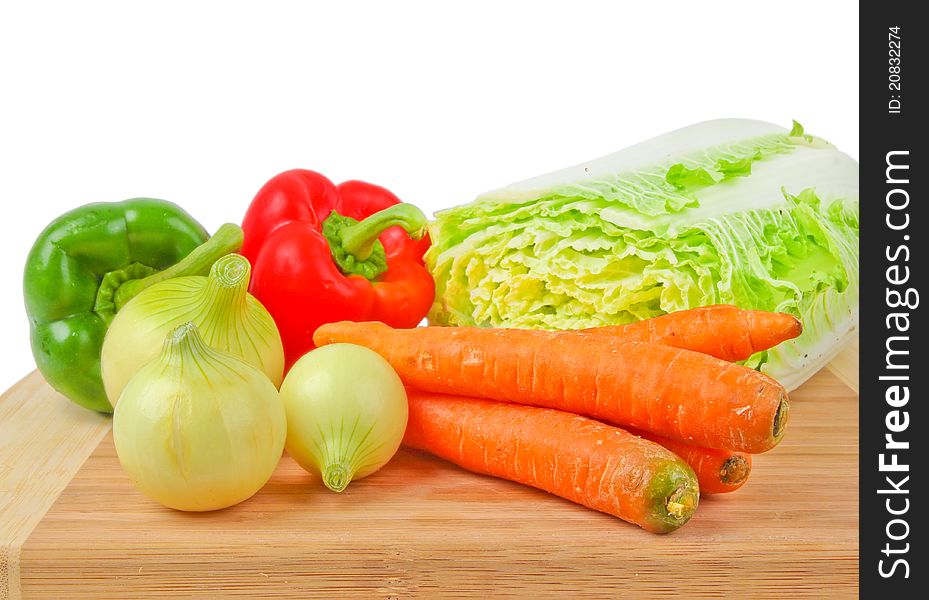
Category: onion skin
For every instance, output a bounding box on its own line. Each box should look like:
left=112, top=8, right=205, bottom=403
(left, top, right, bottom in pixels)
left=280, top=343, right=408, bottom=492
left=113, top=322, right=286, bottom=512
left=101, top=254, right=284, bottom=406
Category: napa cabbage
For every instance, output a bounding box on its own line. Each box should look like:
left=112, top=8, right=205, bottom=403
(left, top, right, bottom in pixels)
left=426, top=119, right=859, bottom=390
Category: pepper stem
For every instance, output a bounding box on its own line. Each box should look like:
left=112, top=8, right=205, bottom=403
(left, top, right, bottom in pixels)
left=113, top=223, right=244, bottom=311
left=338, top=203, right=428, bottom=261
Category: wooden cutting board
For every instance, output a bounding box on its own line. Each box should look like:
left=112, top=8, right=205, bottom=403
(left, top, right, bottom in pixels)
left=2, top=364, right=858, bottom=599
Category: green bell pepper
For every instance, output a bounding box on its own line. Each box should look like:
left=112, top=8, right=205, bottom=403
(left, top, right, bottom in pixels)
left=23, top=198, right=243, bottom=413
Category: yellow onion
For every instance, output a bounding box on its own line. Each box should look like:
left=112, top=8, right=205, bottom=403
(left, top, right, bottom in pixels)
left=113, top=322, right=286, bottom=511
left=280, top=343, right=408, bottom=492
left=101, top=253, right=284, bottom=405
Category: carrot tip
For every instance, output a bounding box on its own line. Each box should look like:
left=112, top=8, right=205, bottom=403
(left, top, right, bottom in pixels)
left=665, top=484, right=699, bottom=523
left=772, top=395, right=790, bottom=441
left=719, top=455, right=751, bottom=486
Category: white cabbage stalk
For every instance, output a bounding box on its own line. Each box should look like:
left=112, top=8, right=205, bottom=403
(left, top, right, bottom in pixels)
left=426, top=120, right=859, bottom=391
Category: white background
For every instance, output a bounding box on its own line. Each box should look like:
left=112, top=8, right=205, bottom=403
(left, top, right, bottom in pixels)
left=0, top=1, right=858, bottom=394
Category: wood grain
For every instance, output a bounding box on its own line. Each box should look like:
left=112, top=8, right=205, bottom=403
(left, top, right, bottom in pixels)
left=0, top=372, right=111, bottom=600
left=16, top=369, right=858, bottom=599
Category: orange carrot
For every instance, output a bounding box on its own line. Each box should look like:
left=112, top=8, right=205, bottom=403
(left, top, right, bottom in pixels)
left=314, top=322, right=790, bottom=453
left=404, top=388, right=699, bottom=533
left=582, top=305, right=802, bottom=362
left=627, top=427, right=752, bottom=494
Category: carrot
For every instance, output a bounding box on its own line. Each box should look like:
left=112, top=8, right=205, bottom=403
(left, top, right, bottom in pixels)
left=627, top=427, right=752, bottom=494
left=404, top=388, right=699, bottom=533
left=582, top=305, right=802, bottom=362
left=313, top=322, right=790, bottom=453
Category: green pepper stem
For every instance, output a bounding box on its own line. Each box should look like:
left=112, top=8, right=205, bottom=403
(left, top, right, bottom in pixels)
left=338, top=204, right=428, bottom=261
left=113, top=223, right=244, bottom=311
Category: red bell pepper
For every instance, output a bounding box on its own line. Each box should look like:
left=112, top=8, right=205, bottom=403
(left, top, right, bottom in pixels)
left=241, top=169, right=434, bottom=369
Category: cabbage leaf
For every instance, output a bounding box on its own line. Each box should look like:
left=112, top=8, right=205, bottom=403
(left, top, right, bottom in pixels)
left=426, top=119, right=859, bottom=390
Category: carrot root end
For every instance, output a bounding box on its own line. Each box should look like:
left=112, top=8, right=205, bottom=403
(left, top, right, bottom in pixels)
left=719, top=455, right=751, bottom=486
left=772, top=395, right=790, bottom=442
left=665, top=484, right=699, bottom=523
